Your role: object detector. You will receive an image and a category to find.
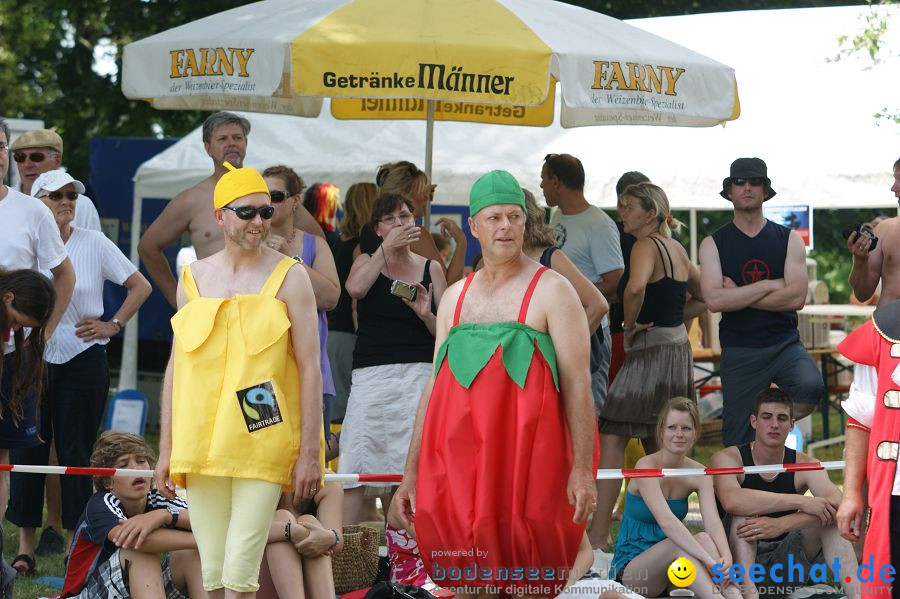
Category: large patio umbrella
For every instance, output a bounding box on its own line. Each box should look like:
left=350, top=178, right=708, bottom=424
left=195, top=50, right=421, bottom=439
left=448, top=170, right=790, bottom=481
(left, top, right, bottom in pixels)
left=119, top=0, right=739, bottom=391
left=122, top=0, right=740, bottom=173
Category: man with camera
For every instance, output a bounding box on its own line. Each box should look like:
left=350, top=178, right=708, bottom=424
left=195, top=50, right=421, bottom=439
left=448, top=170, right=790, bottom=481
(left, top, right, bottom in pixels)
left=699, top=157, right=822, bottom=446
left=847, top=158, right=900, bottom=305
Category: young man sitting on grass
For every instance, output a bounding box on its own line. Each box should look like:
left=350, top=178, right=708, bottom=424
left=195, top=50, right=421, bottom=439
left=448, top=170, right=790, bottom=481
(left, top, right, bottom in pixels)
left=61, top=431, right=205, bottom=598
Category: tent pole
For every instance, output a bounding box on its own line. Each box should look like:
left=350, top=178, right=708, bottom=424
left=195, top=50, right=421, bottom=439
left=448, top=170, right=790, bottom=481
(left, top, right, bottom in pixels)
left=689, top=209, right=698, bottom=264
left=118, top=188, right=142, bottom=392
left=424, top=100, right=435, bottom=229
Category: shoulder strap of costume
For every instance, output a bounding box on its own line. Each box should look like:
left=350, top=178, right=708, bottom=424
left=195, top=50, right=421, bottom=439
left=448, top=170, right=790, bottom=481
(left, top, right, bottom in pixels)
left=181, top=265, right=200, bottom=300
left=518, top=266, right=549, bottom=324
left=260, top=256, right=299, bottom=297
left=453, top=272, right=476, bottom=327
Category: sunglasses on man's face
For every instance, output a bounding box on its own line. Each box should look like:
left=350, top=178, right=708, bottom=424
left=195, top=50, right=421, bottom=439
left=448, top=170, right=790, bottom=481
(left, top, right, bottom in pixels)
left=732, top=178, right=766, bottom=187
left=47, top=191, right=79, bottom=201
left=222, top=205, right=275, bottom=220
left=13, top=151, right=52, bottom=163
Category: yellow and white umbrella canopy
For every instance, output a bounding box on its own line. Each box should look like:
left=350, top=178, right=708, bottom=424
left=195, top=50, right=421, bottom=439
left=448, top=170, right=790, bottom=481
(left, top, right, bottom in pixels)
left=122, top=0, right=740, bottom=128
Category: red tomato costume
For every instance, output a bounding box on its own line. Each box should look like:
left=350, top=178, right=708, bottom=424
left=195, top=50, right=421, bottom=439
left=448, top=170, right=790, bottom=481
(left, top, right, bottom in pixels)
left=415, top=267, right=600, bottom=597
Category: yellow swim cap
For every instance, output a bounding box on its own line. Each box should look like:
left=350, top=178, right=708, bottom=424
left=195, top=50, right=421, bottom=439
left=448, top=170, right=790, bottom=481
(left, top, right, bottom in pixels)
left=213, top=162, right=270, bottom=209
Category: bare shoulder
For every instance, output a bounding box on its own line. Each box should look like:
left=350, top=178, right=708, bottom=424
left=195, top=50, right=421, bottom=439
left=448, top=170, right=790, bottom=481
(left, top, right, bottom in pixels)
left=536, top=266, right=574, bottom=294
left=185, top=254, right=217, bottom=280
left=172, top=177, right=214, bottom=206
left=439, top=276, right=467, bottom=309
left=684, top=456, right=707, bottom=470
left=710, top=445, right=741, bottom=466
left=281, top=255, right=311, bottom=287
left=698, top=235, right=719, bottom=262
left=635, top=453, right=660, bottom=469
left=795, top=449, right=818, bottom=464
left=874, top=215, right=900, bottom=236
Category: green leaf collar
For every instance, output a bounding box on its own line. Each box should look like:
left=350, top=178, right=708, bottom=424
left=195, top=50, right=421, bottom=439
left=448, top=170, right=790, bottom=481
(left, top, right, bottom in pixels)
left=434, top=322, right=559, bottom=390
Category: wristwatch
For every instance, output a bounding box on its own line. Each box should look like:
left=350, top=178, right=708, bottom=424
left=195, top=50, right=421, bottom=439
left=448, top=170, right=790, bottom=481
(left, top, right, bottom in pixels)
left=111, top=318, right=122, bottom=331
left=167, top=506, right=180, bottom=528
left=292, top=255, right=305, bottom=265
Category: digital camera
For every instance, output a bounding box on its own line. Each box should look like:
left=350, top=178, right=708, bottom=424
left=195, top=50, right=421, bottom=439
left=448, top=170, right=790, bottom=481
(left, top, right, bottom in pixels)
left=390, top=280, right=417, bottom=302
left=841, top=223, right=878, bottom=251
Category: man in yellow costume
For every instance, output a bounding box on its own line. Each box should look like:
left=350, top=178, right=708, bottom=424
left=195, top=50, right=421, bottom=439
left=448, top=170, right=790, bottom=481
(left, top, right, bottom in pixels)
left=155, top=162, right=324, bottom=597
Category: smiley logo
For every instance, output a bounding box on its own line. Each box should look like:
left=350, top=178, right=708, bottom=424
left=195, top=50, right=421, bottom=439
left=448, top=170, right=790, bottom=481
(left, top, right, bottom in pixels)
left=667, top=557, right=696, bottom=587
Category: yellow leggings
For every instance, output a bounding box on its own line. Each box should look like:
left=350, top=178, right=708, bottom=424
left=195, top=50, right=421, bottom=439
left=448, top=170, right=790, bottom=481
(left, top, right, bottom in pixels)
left=186, top=474, right=282, bottom=592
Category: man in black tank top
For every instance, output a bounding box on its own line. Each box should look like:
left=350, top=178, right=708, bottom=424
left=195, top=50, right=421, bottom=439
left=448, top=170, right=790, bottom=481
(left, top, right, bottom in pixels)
left=710, top=390, right=859, bottom=599
left=699, top=157, right=823, bottom=446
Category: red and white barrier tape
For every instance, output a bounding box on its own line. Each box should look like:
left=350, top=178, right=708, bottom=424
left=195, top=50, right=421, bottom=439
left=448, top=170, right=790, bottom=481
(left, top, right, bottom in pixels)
left=0, top=461, right=846, bottom=481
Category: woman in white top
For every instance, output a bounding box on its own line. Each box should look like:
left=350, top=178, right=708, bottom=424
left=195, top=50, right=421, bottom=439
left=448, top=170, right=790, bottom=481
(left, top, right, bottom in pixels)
left=7, top=170, right=151, bottom=576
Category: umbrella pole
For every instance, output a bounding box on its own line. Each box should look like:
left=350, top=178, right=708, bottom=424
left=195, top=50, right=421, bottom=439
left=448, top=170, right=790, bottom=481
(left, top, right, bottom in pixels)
left=424, top=100, right=435, bottom=229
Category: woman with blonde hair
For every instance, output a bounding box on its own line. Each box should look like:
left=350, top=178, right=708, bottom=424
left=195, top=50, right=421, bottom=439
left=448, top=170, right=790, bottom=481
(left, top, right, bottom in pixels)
left=375, top=161, right=467, bottom=284
left=522, top=189, right=608, bottom=333
left=610, top=398, right=740, bottom=599
left=594, top=182, right=706, bottom=548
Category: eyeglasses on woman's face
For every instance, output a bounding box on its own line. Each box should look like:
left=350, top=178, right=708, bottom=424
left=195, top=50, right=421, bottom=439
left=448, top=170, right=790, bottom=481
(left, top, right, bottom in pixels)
left=380, top=211, right=415, bottom=226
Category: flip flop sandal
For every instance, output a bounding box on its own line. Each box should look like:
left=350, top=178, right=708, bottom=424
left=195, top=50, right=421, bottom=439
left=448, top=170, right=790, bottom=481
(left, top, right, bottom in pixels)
left=12, top=554, right=35, bottom=577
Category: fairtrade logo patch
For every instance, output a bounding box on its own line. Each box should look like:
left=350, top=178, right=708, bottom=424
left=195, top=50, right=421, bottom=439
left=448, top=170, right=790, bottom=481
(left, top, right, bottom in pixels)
left=236, top=381, right=283, bottom=433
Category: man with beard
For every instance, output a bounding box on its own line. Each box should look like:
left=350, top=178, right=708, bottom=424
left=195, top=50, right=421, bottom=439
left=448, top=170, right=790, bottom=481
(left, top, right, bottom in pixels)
left=154, top=162, right=324, bottom=596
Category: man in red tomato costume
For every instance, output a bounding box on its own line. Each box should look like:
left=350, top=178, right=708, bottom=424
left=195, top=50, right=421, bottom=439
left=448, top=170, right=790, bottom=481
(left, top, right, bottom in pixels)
left=393, top=170, right=600, bottom=597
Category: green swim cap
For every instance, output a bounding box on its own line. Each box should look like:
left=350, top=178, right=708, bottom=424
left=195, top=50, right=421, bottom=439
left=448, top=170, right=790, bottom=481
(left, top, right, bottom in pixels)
left=469, top=170, right=526, bottom=216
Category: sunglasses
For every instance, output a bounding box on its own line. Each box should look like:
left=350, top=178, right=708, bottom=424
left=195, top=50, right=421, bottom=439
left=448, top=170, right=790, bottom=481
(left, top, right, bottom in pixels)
left=269, top=190, right=293, bottom=203
left=13, top=151, right=54, bottom=163
left=222, top=205, right=275, bottom=220
left=732, top=178, right=766, bottom=187
left=47, top=191, right=79, bottom=201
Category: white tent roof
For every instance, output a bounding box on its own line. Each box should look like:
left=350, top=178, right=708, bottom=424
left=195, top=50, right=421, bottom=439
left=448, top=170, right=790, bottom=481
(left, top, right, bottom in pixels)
left=133, top=5, right=899, bottom=210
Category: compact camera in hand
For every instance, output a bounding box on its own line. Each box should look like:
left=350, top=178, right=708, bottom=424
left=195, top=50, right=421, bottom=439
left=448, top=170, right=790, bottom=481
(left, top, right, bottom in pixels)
left=842, top=223, right=878, bottom=251
left=390, top=280, right=418, bottom=302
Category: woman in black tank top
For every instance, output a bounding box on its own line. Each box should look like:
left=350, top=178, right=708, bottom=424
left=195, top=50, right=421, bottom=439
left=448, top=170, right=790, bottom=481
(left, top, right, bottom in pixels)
left=593, top=182, right=707, bottom=547
left=520, top=189, right=607, bottom=332
left=339, top=192, right=448, bottom=524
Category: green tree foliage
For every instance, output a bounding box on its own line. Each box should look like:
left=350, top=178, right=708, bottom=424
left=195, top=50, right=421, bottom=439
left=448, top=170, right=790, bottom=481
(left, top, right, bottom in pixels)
left=0, top=0, right=245, bottom=180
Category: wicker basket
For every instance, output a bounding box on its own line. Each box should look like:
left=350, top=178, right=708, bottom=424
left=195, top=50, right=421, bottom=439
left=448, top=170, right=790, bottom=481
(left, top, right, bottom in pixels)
left=332, top=525, right=380, bottom=594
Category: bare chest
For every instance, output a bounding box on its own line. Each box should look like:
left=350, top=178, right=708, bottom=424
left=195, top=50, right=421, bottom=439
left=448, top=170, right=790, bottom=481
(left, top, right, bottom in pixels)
left=188, top=200, right=225, bottom=259
left=192, top=267, right=274, bottom=299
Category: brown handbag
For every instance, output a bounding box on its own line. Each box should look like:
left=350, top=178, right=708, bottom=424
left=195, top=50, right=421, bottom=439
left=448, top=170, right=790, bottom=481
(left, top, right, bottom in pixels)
left=331, top=525, right=380, bottom=593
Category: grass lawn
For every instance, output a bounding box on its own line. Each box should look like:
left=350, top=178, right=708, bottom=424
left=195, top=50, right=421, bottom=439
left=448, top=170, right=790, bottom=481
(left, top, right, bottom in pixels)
left=2, top=416, right=846, bottom=598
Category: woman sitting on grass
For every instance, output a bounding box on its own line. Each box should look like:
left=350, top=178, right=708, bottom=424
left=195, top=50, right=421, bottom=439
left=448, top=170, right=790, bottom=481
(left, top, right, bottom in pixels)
left=609, top=398, right=742, bottom=599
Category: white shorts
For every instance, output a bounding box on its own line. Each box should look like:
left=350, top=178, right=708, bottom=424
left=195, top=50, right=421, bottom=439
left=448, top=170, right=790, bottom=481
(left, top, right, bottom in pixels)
left=338, top=362, right=431, bottom=491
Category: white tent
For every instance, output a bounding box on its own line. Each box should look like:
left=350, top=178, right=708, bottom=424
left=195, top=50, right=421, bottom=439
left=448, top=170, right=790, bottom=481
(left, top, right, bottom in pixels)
left=123, top=5, right=899, bottom=389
